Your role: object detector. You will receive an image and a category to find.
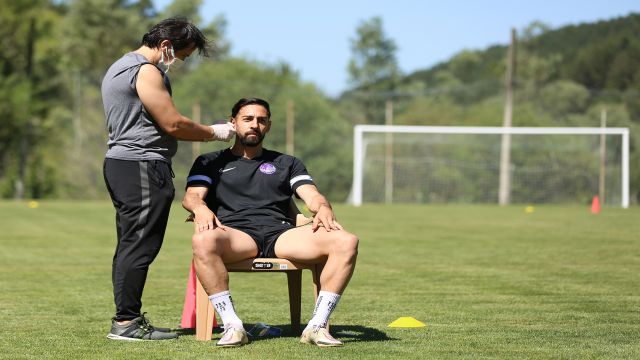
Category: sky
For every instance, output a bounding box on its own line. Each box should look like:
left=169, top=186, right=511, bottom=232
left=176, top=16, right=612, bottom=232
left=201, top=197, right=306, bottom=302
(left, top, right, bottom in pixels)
left=152, top=0, right=639, bottom=97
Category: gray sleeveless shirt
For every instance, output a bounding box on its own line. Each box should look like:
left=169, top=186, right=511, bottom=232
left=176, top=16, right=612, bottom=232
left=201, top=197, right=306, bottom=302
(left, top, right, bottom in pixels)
left=101, top=52, right=177, bottom=163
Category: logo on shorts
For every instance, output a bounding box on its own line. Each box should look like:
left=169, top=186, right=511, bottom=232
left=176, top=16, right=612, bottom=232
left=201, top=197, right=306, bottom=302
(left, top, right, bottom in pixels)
left=259, top=163, right=276, bottom=174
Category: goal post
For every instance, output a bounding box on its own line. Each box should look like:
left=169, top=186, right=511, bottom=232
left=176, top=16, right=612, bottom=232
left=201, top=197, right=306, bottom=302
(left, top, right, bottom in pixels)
left=350, top=125, right=630, bottom=208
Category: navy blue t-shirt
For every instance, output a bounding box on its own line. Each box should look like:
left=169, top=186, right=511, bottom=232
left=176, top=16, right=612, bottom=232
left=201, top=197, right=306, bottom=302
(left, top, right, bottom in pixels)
left=186, top=148, right=315, bottom=226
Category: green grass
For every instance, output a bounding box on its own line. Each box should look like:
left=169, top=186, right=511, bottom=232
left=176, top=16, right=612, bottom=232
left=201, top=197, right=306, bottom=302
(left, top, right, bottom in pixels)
left=1, top=201, right=639, bottom=359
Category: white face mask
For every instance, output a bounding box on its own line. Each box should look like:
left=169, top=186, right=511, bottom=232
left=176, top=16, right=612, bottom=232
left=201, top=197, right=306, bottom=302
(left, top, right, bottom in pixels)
left=159, top=46, right=184, bottom=71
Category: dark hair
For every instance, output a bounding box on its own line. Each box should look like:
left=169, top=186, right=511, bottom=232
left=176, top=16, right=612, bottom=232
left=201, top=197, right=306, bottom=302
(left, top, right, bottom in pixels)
left=142, top=17, right=209, bottom=56
left=231, top=98, right=271, bottom=118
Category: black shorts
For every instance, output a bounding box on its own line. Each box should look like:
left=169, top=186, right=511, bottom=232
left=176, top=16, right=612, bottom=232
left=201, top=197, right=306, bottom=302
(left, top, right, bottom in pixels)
left=226, top=220, right=295, bottom=258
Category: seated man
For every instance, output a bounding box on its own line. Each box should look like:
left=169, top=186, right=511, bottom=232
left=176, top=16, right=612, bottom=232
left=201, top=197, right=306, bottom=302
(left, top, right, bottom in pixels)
left=182, top=97, right=359, bottom=348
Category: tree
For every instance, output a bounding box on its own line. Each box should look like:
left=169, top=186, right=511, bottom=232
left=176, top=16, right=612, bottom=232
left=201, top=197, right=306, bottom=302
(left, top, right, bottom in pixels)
left=521, top=20, right=551, bottom=42
left=346, top=16, right=400, bottom=124
left=48, top=0, right=157, bottom=197
left=201, top=15, right=230, bottom=60
left=0, top=0, right=66, bottom=198
left=347, top=16, right=400, bottom=92
left=156, top=0, right=202, bottom=24
left=62, top=0, right=155, bottom=84
left=537, top=80, right=590, bottom=117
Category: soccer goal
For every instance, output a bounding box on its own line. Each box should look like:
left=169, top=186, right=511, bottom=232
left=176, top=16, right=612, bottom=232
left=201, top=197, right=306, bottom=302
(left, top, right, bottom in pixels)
left=350, top=125, right=630, bottom=208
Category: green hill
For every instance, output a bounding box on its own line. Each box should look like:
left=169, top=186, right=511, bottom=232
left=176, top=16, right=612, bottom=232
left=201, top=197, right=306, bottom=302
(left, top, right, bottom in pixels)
left=401, top=13, right=640, bottom=96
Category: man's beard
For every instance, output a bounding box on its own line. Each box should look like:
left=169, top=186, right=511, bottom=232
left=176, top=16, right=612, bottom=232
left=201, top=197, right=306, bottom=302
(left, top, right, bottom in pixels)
left=238, top=131, right=265, bottom=147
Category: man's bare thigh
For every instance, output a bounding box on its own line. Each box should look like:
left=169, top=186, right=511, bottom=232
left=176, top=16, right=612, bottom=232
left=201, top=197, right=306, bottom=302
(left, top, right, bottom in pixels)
left=196, top=226, right=259, bottom=263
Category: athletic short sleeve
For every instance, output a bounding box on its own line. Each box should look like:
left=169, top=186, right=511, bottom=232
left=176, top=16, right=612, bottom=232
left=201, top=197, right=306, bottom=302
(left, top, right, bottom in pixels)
left=186, top=155, right=214, bottom=188
left=289, top=157, right=314, bottom=193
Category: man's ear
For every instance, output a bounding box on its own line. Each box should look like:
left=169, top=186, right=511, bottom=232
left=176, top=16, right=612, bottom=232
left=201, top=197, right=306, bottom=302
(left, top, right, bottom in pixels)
left=159, top=39, right=171, bottom=50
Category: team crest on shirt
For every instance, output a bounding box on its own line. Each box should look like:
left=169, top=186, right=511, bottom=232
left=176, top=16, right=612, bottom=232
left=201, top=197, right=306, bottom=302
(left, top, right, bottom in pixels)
left=259, top=163, right=276, bottom=174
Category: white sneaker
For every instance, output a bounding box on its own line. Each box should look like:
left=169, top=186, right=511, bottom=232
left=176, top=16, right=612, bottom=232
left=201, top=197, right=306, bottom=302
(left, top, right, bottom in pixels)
left=216, top=326, right=248, bottom=347
left=300, top=326, right=343, bottom=347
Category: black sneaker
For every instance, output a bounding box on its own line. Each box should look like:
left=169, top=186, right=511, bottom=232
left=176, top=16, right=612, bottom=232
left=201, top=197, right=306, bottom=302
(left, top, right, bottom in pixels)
left=107, top=314, right=178, bottom=341
left=137, top=313, right=174, bottom=333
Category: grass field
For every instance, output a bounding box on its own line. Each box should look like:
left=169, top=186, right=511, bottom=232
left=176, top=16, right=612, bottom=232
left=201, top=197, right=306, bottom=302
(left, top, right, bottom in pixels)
left=0, top=200, right=639, bottom=359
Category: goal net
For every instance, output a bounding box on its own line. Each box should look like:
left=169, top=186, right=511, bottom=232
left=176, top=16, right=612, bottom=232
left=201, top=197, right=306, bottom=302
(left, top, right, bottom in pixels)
left=350, top=125, right=630, bottom=207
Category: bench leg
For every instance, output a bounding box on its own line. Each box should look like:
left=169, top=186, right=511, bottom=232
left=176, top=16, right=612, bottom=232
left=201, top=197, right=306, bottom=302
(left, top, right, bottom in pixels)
left=286, top=270, right=302, bottom=334
left=195, top=276, right=214, bottom=341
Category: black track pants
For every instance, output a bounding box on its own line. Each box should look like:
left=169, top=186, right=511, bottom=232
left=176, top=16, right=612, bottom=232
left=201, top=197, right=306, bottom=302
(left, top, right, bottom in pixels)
left=103, top=158, right=175, bottom=321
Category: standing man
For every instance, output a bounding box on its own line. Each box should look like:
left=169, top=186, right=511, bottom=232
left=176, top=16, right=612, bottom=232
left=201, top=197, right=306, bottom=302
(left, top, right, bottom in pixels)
left=101, top=17, right=234, bottom=341
left=182, top=98, right=359, bottom=347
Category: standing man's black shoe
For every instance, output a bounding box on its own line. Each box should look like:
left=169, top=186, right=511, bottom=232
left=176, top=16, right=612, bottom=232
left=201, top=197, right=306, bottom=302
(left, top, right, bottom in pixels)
left=107, top=315, right=178, bottom=341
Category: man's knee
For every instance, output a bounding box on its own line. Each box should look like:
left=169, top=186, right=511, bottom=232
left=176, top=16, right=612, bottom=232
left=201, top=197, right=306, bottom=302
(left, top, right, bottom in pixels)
left=334, top=232, right=359, bottom=258
left=192, top=230, right=225, bottom=258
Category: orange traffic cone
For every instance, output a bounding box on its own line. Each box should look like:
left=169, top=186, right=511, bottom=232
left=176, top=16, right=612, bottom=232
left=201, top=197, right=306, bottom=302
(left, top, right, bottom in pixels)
left=591, top=195, right=600, bottom=214
left=181, top=260, right=217, bottom=329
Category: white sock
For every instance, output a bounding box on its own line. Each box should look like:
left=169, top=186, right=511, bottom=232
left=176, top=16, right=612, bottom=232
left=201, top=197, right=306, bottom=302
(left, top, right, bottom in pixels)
left=306, top=291, right=341, bottom=330
left=209, top=290, right=243, bottom=328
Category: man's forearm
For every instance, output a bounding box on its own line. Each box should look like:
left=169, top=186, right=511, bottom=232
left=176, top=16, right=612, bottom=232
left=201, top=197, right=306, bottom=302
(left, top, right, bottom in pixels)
left=166, top=117, right=214, bottom=141
left=182, top=192, right=208, bottom=213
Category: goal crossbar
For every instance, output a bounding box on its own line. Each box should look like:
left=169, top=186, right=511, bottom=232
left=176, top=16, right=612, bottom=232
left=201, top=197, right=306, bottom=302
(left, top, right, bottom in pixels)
left=351, top=125, right=630, bottom=207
